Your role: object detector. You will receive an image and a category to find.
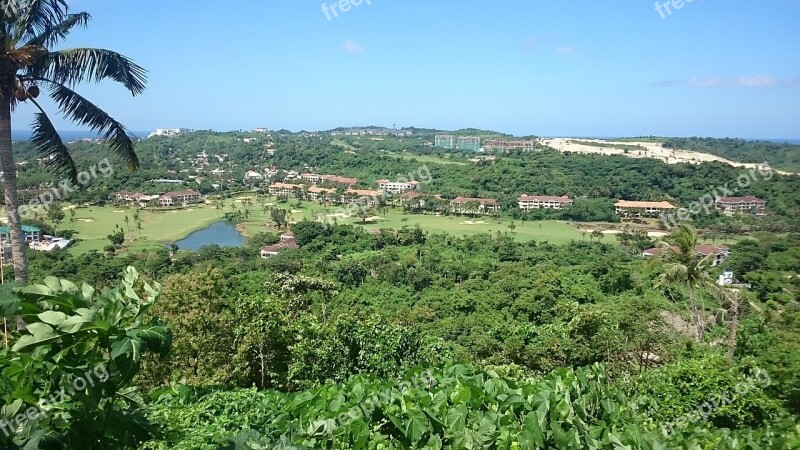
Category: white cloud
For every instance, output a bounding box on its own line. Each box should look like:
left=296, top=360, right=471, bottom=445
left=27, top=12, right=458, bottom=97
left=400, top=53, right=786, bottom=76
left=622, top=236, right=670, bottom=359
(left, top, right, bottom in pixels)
left=553, top=46, right=576, bottom=56
left=342, top=40, right=364, bottom=54
left=655, top=75, right=793, bottom=89
left=522, top=37, right=542, bottom=51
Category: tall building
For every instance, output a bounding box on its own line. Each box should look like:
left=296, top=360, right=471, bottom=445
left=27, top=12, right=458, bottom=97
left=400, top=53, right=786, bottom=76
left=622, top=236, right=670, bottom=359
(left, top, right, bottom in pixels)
left=435, top=134, right=455, bottom=149
left=456, top=136, right=481, bottom=152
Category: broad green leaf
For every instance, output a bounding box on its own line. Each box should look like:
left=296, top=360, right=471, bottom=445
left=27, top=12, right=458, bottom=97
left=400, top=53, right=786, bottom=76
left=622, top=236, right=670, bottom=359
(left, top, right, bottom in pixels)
left=38, top=310, right=67, bottom=326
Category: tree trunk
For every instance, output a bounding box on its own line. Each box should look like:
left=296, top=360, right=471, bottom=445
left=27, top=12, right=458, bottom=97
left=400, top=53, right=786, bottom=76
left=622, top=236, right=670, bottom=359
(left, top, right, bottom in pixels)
left=689, top=287, right=703, bottom=342
left=726, top=290, right=740, bottom=365
left=0, top=87, right=28, bottom=283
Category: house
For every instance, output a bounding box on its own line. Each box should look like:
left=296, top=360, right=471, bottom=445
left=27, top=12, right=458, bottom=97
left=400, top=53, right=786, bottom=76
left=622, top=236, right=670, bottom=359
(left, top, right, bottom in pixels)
left=210, top=168, right=225, bottom=177
left=0, top=225, right=42, bottom=243
left=158, top=190, right=202, bottom=207
left=376, top=180, right=420, bottom=194
left=244, top=170, right=264, bottom=181
left=450, top=197, right=499, bottom=215
left=615, top=200, right=676, bottom=218
left=307, top=185, right=337, bottom=201
left=643, top=244, right=730, bottom=266
left=518, top=195, right=573, bottom=211
left=260, top=232, right=299, bottom=258
left=269, top=183, right=304, bottom=198
left=301, top=173, right=323, bottom=184
left=115, top=191, right=158, bottom=206
left=715, top=196, right=767, bottom=216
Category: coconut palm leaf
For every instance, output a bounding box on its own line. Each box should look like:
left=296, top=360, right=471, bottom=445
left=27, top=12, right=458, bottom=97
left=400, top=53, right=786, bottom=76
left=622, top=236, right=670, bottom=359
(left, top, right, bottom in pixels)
left=39, top=79, right=139, bottom=170
left=30, top=48, right=147, bottom=95
left=13, top=0, right=66, bottom=37
left=24, top=12, right=89, bottom=47
left=28, top=98, right=77, bottom=181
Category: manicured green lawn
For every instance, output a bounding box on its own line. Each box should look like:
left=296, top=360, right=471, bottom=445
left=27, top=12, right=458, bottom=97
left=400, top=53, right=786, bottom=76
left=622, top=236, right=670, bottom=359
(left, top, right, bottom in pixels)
left=383, top=152, right=469, bottom=166
left=64, top=204, right=228, bottom=254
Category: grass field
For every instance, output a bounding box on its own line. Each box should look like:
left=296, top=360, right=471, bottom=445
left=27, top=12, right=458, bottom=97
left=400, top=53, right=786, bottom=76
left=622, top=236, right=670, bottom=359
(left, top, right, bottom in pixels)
left=4, top=196, right=743, bottom=256
left=383, top=152, right=469, bottom=166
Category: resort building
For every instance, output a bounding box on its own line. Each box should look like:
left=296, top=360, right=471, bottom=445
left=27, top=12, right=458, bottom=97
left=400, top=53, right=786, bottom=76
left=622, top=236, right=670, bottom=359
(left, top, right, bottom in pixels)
left=483, top=139, right=537, bottom=152
left=376, top=180, right=420, bottom=194
left=115, top=191, right=159, bottom=206
left=615, top=200, right=676, bottom=218
left=307, top=186, right=337, bottom=201
left=244, top=170, right=264, bottom=181
left=0, top=225, right=42, bottom=243
left=435, top=134, right=455, bottom=149
left=715, top=196, right=767, bottom=216
left=260, top=232, right=299, bottom=259
left=456, top=137, right=481, bottom=152
left=301, top=173, right=324, bottom=184
left=269, top=183, right=304, bottom=198
left=518, top=195, right=573, bottom=211
left=158, top=190, right=202, bottom=207
left=344, top=189, right=384, bottom=206
left=322, top=175, right=359, bottom=187
left=450, top=197, right=499, bottom=215
left=643, top=244, right=730, bottom=266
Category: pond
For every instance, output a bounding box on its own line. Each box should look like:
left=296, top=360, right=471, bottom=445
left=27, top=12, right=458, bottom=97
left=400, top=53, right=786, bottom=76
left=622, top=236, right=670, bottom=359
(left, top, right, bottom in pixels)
left=175, top=221, right=245, bottom=251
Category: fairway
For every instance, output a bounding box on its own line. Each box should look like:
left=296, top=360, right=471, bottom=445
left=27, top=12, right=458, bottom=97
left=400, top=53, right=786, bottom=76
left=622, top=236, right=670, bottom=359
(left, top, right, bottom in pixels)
left=4, top=197, right=628, bottom=256
left=64, top=204, right=227, bottom=253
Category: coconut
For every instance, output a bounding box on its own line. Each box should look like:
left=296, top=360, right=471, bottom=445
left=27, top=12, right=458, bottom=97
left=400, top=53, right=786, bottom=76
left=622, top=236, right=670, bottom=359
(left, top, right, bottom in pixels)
left=14, top=87, right=27, bottom=101
left=27, top=85, right=39, bottom=99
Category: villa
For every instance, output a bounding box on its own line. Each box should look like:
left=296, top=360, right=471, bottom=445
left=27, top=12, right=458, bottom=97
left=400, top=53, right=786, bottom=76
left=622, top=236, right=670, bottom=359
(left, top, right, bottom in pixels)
left=715, top=196, right=766, bottom=216
left=158, top=190, right=202, bottom=207
left=518, top=195, right=573, bottom=211
left=268, top=183, right=304, bottom=198
left=307, top=185, right=337, bottom=201
left=450, top=197, right=499, bottom=215
left=376, top=180, right=420, bottom=194
left=643, top=244, right=730, bottom=266
left=344, top=189, right=384, bottom=206
left=615, top=200, right=676, bottom=218
left=260, top=232, right=299, bottom=258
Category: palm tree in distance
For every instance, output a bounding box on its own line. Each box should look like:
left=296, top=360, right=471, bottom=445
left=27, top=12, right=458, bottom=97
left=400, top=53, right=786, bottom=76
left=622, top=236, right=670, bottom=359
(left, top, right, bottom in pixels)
left=1, top=0, right=146, bottom=282
left=650, top=224, right=719, bottom=342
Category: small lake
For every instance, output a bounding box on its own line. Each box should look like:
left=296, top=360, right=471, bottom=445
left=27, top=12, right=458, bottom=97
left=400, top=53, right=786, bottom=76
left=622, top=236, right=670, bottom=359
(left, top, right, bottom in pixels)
left=175, top=221, right=245, bottom=251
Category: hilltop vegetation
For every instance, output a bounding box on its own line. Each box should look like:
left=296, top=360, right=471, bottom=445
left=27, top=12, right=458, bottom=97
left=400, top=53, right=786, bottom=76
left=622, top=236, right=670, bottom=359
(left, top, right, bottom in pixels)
left=646, top=137, right=800, bottom=173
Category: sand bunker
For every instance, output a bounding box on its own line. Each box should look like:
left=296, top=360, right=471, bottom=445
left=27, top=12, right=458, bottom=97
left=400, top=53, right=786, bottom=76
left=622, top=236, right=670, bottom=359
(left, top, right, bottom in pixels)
left=648, top=231, right=668, bottom=237
left=79, top=219, right=94, bottom=223
left=291, top=209, right=303, bottom=213
left=113, top=210, right=125, bottom=213
left=461, top=220, right=487, bottom=225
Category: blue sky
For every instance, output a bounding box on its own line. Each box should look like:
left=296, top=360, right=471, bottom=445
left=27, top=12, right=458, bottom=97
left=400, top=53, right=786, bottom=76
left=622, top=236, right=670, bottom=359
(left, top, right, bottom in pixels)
left=12, top=0, right=800, bottom=138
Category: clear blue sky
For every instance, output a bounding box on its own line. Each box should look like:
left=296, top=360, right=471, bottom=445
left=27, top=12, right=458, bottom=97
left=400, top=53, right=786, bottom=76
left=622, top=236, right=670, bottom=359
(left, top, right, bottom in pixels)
left=12, top=0, right=800, bottom=138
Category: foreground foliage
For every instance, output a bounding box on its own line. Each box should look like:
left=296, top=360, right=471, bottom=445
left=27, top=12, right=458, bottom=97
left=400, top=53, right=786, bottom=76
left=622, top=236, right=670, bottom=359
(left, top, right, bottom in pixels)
left=0, top=268, right=169, bottom=449
left=142, top=363, right=799, bottom=449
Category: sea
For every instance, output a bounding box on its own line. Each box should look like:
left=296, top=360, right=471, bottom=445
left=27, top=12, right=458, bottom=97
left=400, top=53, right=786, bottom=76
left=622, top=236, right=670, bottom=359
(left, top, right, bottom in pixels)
left=12, top=130, right=151, bottom=142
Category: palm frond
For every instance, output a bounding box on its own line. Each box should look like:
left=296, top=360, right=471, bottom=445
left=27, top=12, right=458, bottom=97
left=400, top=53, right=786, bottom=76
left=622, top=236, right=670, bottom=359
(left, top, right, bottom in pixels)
left=28, top=99, right=78, bottom=182
left=30, top=48, right=147, bottom=95
left=25, top=12, right=90, bottom=48
left=14, top=0, right=67, bottom=39
left=40, top=79, right=139, bottom=170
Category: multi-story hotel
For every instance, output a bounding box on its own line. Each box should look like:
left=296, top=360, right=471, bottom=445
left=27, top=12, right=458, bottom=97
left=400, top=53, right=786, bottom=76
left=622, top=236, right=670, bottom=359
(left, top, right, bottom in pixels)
left=615, top=200, right=676, bottom=217
left=518, top=195, right=573, bottom=211
left=715, top=196, right=766, bottom=216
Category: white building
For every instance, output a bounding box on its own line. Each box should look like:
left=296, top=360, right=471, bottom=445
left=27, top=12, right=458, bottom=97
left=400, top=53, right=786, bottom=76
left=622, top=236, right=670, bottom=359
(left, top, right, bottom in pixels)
left=376, top=179, right=420, bottom=194
left=518, top=195, right=573, bottom=211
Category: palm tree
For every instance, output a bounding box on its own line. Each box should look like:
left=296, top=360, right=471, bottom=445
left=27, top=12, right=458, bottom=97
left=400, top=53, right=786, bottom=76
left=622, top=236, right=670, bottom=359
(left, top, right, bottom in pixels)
left=651, top=224, right=719, bottom=342
left=1, top=1, right=146, bottom=282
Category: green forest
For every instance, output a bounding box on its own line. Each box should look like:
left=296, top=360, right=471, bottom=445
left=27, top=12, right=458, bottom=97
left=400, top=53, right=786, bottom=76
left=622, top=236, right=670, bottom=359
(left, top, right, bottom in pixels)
left=3, top=218, right=799, bottom=448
